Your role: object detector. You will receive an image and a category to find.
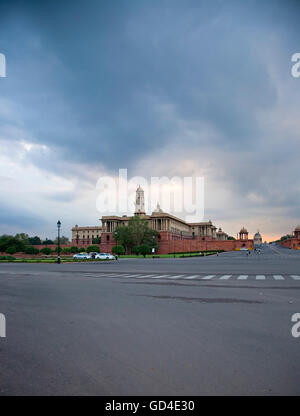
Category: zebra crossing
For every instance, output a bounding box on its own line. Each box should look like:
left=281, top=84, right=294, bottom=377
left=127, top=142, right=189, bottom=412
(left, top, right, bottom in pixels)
left=89, top=272, right=300, bottom=281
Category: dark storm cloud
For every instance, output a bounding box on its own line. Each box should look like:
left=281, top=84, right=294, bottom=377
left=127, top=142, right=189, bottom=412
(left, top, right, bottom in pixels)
left=0, top=0, right=300, bottom=237
left=1, top=0, right=299, bottom=171
left=0, top=201, right=47, bottom=229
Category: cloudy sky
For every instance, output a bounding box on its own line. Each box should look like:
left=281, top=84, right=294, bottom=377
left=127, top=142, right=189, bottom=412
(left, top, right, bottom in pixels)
left=0, top=0, right=299, bottom=241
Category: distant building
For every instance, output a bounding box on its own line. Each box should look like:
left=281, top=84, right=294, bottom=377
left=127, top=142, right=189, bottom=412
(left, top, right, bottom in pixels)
left=72, top=186, right=253, bottom=253
left=253, top=230, right=263, bottom=246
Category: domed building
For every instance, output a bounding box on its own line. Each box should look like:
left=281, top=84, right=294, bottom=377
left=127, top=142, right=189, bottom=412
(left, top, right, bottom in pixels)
left=71, top=186, right=253, bottom=253
left=253, top=230, right=263, bottom=246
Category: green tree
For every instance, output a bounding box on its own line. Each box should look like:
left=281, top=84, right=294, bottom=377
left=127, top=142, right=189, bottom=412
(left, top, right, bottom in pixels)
left=112, top=245, right=125, bottom=256
left=79, top=247, right=86, bottom=252
left=70, top=246, right=78, bottom=253
left=41, top=247, right=52, bottom=255
left=0, top=235, right=26, bottom=252
left=138, top=244, right=151, bottom=258
left=42, top=238, right=53, bottom=245
left=28, top=236, right=42, bottom=245
left=29, top=235, right=42, bottom=246
left=128, top=216, right=149, bottom=246
left=113, top=217, right=158, bottom=253
left=15, top=233, right=30, bottom=245
left=227, top=236, right=236, bottom=240
left=128, top=216, right=159, bottom=248
left=113, top=226, right=133, bottom=254
left=86, top=245, right=100, bottom=253
left=6, top=245, right=18, bottom=255
left=24, top=246, right=40, bottom=255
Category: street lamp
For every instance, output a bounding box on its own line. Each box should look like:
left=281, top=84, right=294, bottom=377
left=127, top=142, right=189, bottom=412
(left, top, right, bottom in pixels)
left=152, top=235, right=156, bottom=258
left=57, top=220, right=61, bottom=264
left=114, top=230, right=118, bottom=244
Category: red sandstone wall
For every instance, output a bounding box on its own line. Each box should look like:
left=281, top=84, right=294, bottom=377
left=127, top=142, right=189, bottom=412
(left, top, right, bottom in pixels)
left=278, top=238, right=300, bottom=250
left=98, top=232, right=253, bottom=254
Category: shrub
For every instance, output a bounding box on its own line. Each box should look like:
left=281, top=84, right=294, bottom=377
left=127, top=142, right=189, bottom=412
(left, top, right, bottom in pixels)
left=138, top=244, right=151, bottom=258
left=62, top=247, right=71, bottom=254
left=70, top=246, right=78, bottom=253
left=0, top=255, right=16, bottom=261
left=112, top=245, right=125, bottom=256
left=24, top=246, right=40, bottom=255
left=41, top=247, right=52, bottom=255
left=79, top=247, right=86, bottom=252
left=131, top=245, right=140, bottom=255
left=86, top=245, right=100, bottom=253
left=6, top=246, right=18, bottom=255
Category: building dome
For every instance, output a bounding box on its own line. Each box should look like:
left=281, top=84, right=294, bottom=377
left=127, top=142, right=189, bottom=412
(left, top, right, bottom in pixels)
left=254, top=231, right=261, bottom=238
left=294, top=225, right=300, bottom=232
left=240, top=227, right=248, bottom=233
left=152, top=202, right=163, bottom=214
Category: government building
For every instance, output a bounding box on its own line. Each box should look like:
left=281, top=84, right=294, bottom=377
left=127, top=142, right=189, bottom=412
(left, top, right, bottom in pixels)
left=278, top=226, right=300, bottom=250
left=72, top=186, right=253, bottom=253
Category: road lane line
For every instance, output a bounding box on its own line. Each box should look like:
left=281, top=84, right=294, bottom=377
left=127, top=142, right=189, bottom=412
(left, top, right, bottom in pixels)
left=291, top=275, right=300, bottom=280
left=121, top=274, right=144, bottom=278
left=135, top=274, right=157, bottom=278
left=237, top=275, right=248, bottom=280
left=256, top=275, right=266, bottom=280
left=183, top=275, right=200, bottom=279
left=219, top=275, right=232, bottom=280
left=273, top=275, right=284, bottom=280
left=150, top=275, right=170, bottom=279
left=201, top=275, right=215, bottom=280
left=167, top=275, right=185, bottom=279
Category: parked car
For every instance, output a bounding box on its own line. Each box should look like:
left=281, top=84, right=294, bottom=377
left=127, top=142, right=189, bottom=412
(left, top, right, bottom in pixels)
left=95, top=253, right=115, bottom=260
left=73, top=253, right=90, bottom=259
left=88, top=252, right=99, bottom=259
left=240, top=247, right=248, bottom=251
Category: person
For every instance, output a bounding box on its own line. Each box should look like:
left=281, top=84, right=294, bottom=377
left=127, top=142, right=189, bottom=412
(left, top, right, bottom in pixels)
left=115, top=255, right=118, bottom=260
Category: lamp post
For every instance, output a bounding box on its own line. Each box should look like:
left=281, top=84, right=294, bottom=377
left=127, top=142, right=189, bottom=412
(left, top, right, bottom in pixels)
left=114, top=230, right=118, bottom=245
left=152, top=235, right=155, bottom=258
left=57, top=220, right=61, bottom=264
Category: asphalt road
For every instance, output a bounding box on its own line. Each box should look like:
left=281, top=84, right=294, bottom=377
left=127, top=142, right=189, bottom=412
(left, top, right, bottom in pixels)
left=0, top=244, right=299, bottom=395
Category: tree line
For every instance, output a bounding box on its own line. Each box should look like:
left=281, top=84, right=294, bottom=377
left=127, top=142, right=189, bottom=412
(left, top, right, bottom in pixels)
left=0, top=234, right=70, bottom=255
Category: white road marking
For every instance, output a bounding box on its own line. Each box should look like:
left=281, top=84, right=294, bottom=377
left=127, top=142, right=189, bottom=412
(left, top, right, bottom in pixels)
left=121, top=274, right=143, bottom=278
left=183, top=275, right=200, bottom=279
left=167, top=275, right=185, bottom=279
left=150, top=275, right=170, bottom=279
left=219, top=275, right=232, bottom=280
left=135, top=274, right=156, bottom=278
left=237, top=275, right=248, bottom=280
left=273, top=275, right=284, bottom=280
left=256, top=275, right=266, bottom=280
left=201, top=275, right=215, bottom=280
left=291, top=275, right=300, bottom=280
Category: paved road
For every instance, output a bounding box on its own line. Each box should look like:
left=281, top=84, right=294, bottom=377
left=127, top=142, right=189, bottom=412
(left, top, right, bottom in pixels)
left=0, top=244, right=299, bottom=395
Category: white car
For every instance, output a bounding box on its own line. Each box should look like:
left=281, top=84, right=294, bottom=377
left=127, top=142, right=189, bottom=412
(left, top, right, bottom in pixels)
left=240, top=247, right=248, bottom=251
left=95, top=253, right=115, bottom=260
left=73, top=253, right=90, bottom=259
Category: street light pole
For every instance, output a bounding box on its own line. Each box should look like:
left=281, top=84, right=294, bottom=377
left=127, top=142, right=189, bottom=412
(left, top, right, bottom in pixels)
left=57, top=220, right=61, bottom=264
